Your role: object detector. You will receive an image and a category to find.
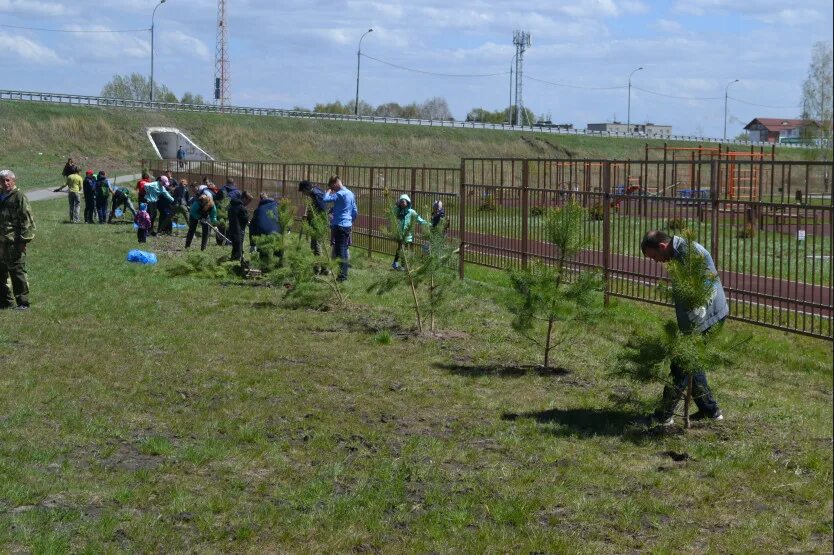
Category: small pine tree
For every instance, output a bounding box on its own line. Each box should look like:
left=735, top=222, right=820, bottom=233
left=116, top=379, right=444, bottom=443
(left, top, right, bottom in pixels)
left=412, top=224, right=458, bottom=332
left=368, top=194, right=424, bottom=331
left=617, top=231, right=747, bottom=429
left=271, top=199, right=345, bottom=308
left=367, top=194, right=458, bottom=333
left=506, top=202, right=603, bottom=369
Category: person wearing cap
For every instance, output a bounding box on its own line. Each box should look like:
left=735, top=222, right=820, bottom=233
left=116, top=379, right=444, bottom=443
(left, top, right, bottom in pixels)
left=94, top=171, right=112, bottom=224
left=53, top=167, right=83, bottom=223
left=156, top=176, right=176, bottom=234
left=391, top=193, right=427, bottom=271
left=82, top=170, right=97, bottom=224
left=142, top=176, right=174, bottom=235
left=134, top=203, right=152, bottom=243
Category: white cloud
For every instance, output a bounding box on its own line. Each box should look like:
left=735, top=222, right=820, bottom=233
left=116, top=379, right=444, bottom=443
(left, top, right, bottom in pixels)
left=1, top=34, right=63, bottom=64
left=163, top=30, right=211, bottom=61
left=0, top=0, right=74, bottom=17
left=652, top=19, right=684, bottom=33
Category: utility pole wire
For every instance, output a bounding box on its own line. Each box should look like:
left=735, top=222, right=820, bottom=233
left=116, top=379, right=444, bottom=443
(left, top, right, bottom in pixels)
left=526, top=75, right=627, bottom=90
left=361, top=53, right=509, bottom=78
left=727, top=96, right=797, bottom=109
left=0, top=24, right=149, bottom=33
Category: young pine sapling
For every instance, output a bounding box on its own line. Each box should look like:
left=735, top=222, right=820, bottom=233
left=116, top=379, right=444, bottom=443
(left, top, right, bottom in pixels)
left=506, top=201, right=603, bottom=369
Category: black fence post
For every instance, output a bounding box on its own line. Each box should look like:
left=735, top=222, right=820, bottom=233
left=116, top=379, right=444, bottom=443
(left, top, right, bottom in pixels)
left=459, top=159, right=467, bottom=280
left=602, top=161, right=611, bottom=306
left=521, top=159, right=530, bottom=270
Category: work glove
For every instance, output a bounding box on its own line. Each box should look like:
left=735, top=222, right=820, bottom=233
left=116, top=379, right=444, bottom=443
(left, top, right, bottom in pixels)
left=687, top=287, right=717, bottom=323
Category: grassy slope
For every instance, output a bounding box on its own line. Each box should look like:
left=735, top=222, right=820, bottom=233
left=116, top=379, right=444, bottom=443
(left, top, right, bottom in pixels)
left=1, top=101, right=806, bottom=192
left=0, top=199, right=830, bottom=552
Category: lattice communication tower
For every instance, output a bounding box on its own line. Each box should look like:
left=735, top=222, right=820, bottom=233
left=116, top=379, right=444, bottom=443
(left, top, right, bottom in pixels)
left=214, top=0, right=230, bottom=108
left=513, top=30, right=531, bottom=125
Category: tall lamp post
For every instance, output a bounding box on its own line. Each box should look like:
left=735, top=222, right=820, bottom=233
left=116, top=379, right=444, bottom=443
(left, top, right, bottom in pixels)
left=509, top=53, right=517, bottom=124
left=627, top=66, right=643, bottom=133
left=150, top=0, right=167, bottom=102
left=723, top=79, right=739, bottom=141
left=354, top=28, right=373, bottom=116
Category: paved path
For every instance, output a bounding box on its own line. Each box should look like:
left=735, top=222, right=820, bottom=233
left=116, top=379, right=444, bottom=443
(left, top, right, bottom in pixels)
left=27, top=173, right=141, bottom=202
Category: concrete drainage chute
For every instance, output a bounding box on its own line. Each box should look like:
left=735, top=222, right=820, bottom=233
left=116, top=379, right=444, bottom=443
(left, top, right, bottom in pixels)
left=146, top=127, right=214, bottom=161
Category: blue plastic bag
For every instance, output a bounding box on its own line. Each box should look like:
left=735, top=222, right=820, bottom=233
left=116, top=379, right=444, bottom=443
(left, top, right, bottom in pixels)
left=172, top=222, right=186, bottom=229
left=127, top=249, right=157, bottom=265
left=115, top=208, right=124, bottom=218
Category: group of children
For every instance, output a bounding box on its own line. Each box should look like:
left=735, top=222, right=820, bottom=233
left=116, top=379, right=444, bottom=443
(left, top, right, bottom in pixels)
left=128, top=169, right=448, bottom=271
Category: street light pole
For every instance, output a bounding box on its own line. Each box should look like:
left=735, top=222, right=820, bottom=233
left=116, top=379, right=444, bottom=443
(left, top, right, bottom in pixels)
left=724, top=79, right=740, bottom=141
left=150, top=0, right=167, bottom=103
left=509, top=53, right=516, bottom=124
left=355, top=28, right=373, bottom=116
left=627, top=66, right=643, bottom=133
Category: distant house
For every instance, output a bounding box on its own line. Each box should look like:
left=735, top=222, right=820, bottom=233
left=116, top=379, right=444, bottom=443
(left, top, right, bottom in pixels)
left=586, top=122, right=672, bottom=137
left=743, top=118, right=820, bottom=143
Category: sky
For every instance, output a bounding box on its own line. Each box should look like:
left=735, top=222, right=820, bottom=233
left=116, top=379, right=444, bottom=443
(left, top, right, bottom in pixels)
left=1, top=0, right=832, bottom=138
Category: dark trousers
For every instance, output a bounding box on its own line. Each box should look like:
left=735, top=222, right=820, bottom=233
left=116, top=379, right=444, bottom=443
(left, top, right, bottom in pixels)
left=230, top=237, right=244, bottom=261
left=331, top=226, right=351, bottom=280
left=0, top=242, right=29, bottom=308
left=95, top=197, right=108, bottom=223
left=157, top=208, right=173, bottom=235
left=215, top=222, right=228, bottom=246
left=137, top=229, right=147, bottom=243
left=147, top=202, right=158, bottom=233
left=393, top=241, right=413, bottom=265
left=84, top=195, right=95, bottom=223
left=310, top=237, right=323, bottom=257
left=656, top=364, right=720, bottom=419
left=185, top=218, right=210, bottom=250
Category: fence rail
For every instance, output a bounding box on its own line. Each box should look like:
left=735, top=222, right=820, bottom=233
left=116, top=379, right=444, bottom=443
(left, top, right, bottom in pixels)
left=1, top=88, right=821, bottom=148
left=144, top=157, right=833, bottom=340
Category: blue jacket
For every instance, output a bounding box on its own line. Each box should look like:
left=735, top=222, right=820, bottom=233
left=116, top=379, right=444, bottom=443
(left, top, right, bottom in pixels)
left=249, top=198, right=280, bottom=238
left=322, top=187, right=358, bottom=228
left=672, top=235, right=729, bottom=333
left=83, top=175, right=97, bottom=197
left=143, top=181, right=175, bottom=204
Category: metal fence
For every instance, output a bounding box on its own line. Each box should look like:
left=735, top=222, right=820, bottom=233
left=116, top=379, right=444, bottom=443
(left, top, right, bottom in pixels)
left=144, top=157, right=833, bottom=339
left=2, top=88, right=818, bottom=148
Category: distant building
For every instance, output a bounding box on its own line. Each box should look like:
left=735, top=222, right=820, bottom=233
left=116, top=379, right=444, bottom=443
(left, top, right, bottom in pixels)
left=743, top=118, right=821, bottom=143
left=586, top=122, right=672, bottom=137
left=534, top=121, right=573, bottom=130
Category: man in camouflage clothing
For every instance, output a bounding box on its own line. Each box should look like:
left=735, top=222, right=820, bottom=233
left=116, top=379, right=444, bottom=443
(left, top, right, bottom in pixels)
left=0, top=170, right=35, bottom=310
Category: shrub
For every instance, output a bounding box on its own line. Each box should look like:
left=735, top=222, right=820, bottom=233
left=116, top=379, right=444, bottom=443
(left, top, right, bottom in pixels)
left=588, top=203, right=604, bottom=221
left=666, top=218, right=687, bottom=233
left=479, top=193, right=497, bottom=212
left=167, top=252, right=234, bottom=279
left=737, top=223, right=756, bottom=239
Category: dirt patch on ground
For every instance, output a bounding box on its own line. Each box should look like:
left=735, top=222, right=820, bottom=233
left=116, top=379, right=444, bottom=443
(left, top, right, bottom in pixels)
left=99, top=440, right=166, bottom=472
left=520, top=136, right=576, bottom=158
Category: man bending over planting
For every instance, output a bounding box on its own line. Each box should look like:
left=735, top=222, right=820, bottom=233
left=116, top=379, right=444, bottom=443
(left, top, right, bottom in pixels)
left=640, top=230, right=727, bottom=425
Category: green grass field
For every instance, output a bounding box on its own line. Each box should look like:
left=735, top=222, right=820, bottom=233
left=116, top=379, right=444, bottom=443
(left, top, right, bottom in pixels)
left=0, top=198, right=830, bottom=552
left=0, top=100, right=811, bottom=193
